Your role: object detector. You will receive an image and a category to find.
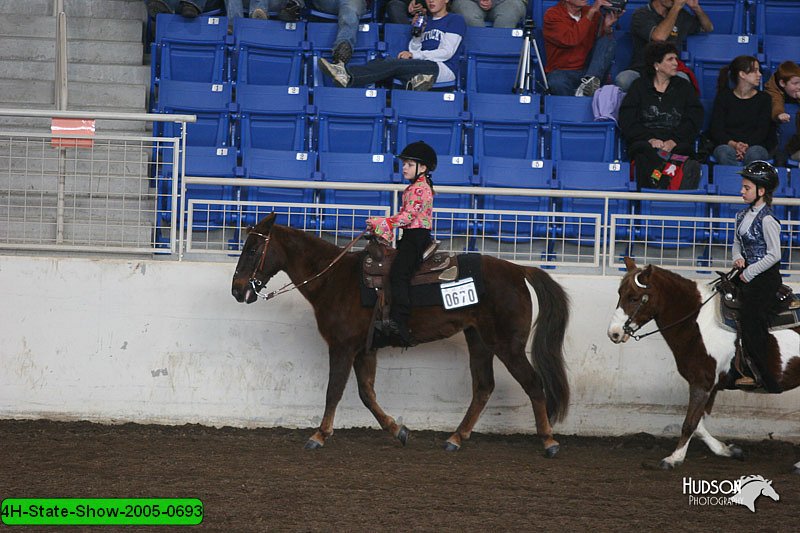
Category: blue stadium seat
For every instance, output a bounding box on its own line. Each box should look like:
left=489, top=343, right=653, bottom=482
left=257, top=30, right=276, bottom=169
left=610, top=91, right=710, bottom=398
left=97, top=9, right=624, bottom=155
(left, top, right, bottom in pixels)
left=763, top=35, right=800, bottom=77
left=755, top=0, right=800, bottom=37
left=319, top=152, right=396, bottom=232
left=684, top=33, right=760, bottom=98
left=467, top=92, right=543, bottom=167
left=543, top=95, right=617, bottom=161
left=554, top=160, right=635, bottom=245
left=464, top=26, right=531, bottom=94
left=153, top=14, right=229, bottom=84
left=242, top=149, right=319, bottom=228
left=232, top=19, right=307, bottom=87
left=478, top=157, right=555, bottom=239
left=156, top=78, right=233, bottom=112
left=531, top=0, right=559, bottom=31
left=382, top=24, right=459, bottom=90
left=700, top=0, right=746, bottom=34
left=611, top=31, right=634, bottom=80
left=313, top=86, right=388, bottom=153
left=237, top=84, right=311, bottom=153
left=389, top=90, right=467, bottom=156
left=635, top=165, right=712, bottom=249
left=431, top=155, right=476, bottom=237
left=777, top=103, right=799, bottom=167
left=306, top=3, right=377, bottom=24
left=308, top=22, right=381, bottom=87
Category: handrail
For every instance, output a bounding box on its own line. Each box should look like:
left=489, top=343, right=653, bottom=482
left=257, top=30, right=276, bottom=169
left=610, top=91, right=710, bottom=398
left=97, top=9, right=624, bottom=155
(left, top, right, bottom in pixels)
left=181, top=176, right=800, bottom=205
left=0, top=108, right=198, bottom=123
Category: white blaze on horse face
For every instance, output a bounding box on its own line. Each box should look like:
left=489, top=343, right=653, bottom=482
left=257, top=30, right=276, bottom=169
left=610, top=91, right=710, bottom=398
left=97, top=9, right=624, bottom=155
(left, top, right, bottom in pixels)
left=607, top=306, right=631, bottom=343
left=695, top=283, right=737, bottom=381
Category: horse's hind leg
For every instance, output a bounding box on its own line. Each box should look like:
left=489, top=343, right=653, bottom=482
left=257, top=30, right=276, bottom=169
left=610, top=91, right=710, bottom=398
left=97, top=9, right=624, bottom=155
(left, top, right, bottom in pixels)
left=445, top=328, right=496, bottom=452
left=305, top=346, right=357, bottom=450
left=353, top=349, right=409, bottom=445
left=494, top=345, right=559, bottom=457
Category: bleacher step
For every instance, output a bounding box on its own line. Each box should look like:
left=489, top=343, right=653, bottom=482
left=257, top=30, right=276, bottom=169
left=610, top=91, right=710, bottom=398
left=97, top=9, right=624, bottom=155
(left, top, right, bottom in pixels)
left=0, top=0, right=146, bottom=20
left=0, top=79, right=146, bottom=110
left=0, top=37, right=143, bottom=65
left=0, top=14, right=143, bottom=42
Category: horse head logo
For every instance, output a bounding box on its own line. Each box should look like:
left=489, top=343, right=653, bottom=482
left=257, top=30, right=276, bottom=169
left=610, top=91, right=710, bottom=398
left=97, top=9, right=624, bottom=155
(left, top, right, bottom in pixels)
left=730, top=475, right=780, bottom=513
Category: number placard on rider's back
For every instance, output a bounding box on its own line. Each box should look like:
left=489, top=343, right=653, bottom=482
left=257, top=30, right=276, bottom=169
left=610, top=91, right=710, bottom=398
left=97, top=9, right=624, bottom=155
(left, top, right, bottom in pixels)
left=441, top=277, right=479, bottom=310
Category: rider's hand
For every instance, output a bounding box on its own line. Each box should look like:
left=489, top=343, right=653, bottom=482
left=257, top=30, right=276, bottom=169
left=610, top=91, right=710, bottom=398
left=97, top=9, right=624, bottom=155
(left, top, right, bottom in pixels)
left=733, top=258, right=745, bottom=270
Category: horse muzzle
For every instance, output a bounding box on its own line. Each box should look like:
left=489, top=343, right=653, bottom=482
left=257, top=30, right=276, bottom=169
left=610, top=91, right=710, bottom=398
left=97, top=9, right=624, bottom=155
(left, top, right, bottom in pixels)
left=607, top=326, right=630, bottom=344
left=231, top=281, right=259, bottom=304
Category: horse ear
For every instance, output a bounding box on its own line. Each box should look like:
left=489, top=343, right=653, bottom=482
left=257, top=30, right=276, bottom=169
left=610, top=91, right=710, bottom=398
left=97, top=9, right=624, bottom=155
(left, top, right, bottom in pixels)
left=624, top=256, right=637, bottom=272
left=639, top=265, right=653, bottom=284
left=255, top=212, right=278, bottom=231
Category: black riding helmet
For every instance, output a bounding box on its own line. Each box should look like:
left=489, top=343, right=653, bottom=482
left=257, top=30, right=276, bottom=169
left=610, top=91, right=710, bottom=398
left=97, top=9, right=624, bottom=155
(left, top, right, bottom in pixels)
left=398, top=141, right=437, bottom=172
left=737, top=160, right=779, bottom=193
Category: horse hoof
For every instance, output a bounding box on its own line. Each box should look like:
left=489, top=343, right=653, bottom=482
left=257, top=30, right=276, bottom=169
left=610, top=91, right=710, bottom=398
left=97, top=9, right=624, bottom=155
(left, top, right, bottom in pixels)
left=304, top=439, right=323, bottom=450
left=444, top=441, right=460, bottom=452
left=544, top=444, right=560, bottom=458
left=659, top=459, right=675, bottom=470
left=729, top=445, right=745, bottom=460
left=396, top=425, right=410, bottom=446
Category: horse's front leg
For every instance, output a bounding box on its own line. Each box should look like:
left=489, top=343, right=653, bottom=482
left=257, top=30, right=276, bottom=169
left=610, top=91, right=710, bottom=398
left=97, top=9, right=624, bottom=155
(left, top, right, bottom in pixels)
left=692, top=388, right=744, bottom=460
left=660, top=385, right=712, bottom=469
left=353, top=349, right=409, bottom=445
left=305, top=346, right=357, bottom=450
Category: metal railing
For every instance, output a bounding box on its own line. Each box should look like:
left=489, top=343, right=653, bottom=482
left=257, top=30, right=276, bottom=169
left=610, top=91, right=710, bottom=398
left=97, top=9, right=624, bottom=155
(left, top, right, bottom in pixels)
left=179, top=176, right=800, bottom=277
left=0, top=109, right=195, bottom=254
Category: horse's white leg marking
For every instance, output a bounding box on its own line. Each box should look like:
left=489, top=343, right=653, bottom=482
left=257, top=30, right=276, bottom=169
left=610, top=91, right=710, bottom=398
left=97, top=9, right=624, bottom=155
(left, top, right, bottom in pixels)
left=663, top=439, right=691, bottom=467
left=694, top=417, right=734, bottom=457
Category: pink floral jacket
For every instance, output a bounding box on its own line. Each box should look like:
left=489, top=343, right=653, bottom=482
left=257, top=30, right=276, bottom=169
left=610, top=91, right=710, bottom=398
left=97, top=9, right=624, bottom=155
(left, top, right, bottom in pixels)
left=367, top=176, right=433, bottom=243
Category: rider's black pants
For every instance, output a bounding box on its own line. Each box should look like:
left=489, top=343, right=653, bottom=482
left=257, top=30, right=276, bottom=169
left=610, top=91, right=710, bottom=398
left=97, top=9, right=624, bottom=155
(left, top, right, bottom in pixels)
left=389, top=228, right=430, bottom=326
left=737, top=263, right=782, bottom=392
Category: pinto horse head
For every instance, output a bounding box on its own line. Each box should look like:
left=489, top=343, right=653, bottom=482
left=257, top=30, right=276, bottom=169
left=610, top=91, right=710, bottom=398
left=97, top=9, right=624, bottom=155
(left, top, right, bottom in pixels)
left=232, top=213, right=280, bottom=304
left=607, top=257, right=658, bottom=343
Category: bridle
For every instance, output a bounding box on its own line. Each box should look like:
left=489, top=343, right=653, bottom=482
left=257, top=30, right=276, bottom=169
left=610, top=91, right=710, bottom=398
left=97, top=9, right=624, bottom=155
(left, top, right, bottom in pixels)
left=621, top=270, right=718, bottom=341
left=244, top=228, right=366, bottom=301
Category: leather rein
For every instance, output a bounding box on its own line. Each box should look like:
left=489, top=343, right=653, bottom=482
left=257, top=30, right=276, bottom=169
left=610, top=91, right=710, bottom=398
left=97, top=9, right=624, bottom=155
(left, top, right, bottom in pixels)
left=621, top=271, right=719, bottom=341
left=246, top=229, right=367, bottom=301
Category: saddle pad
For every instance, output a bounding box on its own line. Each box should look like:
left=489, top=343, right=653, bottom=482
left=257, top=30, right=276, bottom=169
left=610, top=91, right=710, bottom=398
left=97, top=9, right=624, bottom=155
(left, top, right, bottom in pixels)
left=359, top=253, right=484, bottom=308
left=720, top=295, right=800, bottom=332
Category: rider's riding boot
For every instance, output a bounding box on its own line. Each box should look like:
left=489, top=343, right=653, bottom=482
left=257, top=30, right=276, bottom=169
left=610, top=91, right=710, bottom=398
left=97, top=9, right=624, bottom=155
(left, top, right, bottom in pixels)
left=735, top=375, right=758, bottom=388
left=383, top=318, right=417, bottom=347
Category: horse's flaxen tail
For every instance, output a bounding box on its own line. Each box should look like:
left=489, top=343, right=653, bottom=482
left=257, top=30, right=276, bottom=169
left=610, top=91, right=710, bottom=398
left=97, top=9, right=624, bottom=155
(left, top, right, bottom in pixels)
left=524, top=267, right=570, bottom=423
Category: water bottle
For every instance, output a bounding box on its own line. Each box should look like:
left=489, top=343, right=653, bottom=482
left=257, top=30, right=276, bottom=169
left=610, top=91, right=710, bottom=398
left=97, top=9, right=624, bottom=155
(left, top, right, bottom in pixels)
left=411, top=13, right=426, bottom=37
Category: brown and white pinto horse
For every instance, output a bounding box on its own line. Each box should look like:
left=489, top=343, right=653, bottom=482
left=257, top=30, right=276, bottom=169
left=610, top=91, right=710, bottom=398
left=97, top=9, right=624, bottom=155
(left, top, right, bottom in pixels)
left=608, top=257, right=800, bottom=474
left=231, top=213, right=571, bottom=456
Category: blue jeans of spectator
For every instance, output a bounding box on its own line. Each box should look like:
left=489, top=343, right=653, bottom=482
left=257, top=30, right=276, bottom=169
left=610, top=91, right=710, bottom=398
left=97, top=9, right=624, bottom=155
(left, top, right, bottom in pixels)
left=312, top=0, right=367, bottom=49
left=347, top=58, right=438, bottom=87
left=451, top=0, right=527, bottom=28
left=713, top=144, right=770, bottom=166
left=547, top=34, right=616, bottom=96
left=225, top=0, right=303, bottom=17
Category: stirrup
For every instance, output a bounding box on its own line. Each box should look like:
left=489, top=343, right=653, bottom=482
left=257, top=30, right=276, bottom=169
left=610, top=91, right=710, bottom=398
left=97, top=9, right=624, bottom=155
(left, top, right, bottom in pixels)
left=735, top=375, right=758, bottom=389
left=422, top=240, right=440, bottom=261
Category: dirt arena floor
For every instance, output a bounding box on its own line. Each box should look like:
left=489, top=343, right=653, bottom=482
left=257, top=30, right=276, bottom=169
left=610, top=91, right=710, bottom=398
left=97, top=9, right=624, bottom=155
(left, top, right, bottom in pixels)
left=1, top=420, right=797, bottom=532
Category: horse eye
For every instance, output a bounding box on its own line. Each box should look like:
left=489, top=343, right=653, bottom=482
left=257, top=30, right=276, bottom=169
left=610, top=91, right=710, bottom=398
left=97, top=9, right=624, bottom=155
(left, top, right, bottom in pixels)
left=628, top=296, right=639, bottom=303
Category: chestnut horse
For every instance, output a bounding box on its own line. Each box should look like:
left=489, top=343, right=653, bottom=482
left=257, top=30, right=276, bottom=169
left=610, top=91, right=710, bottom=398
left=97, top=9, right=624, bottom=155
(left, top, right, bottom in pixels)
left=231, top=213, right=570, bottom=456
left=608, top=257, right=800, bottom=474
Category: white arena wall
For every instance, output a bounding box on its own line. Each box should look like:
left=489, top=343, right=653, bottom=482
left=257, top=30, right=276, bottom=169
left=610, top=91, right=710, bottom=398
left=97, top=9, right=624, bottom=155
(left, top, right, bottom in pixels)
left=1, top=254, right=799, bottom=441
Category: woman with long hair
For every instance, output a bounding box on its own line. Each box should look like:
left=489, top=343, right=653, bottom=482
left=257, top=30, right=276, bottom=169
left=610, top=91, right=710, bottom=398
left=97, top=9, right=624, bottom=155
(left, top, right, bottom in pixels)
left=709, top=55, right=775, bottom=166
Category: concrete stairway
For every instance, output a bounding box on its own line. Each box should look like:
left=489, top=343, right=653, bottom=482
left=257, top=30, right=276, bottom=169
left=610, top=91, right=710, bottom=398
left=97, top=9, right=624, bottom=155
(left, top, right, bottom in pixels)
left=0, top=0, right=158, bottom=250
left=0, top=0, right=150, bottom=134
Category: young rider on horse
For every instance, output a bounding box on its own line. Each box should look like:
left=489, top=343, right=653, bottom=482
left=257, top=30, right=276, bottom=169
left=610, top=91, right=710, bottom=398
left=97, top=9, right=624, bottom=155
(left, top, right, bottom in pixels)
left=367, top=141, right=437, bottom=346
left=732, top=160, right=782, bottom=391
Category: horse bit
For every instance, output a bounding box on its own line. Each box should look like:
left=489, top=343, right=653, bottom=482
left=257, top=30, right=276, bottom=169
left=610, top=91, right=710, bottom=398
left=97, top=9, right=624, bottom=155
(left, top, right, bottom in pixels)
left=245, top=229, right=366, bottom=301
left=621, top=270, right=717, bottom=341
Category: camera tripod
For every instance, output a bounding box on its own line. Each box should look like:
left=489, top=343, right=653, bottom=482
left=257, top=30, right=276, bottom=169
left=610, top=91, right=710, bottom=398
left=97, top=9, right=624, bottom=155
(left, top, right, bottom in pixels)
left=513, top=19, right=549, bottom=95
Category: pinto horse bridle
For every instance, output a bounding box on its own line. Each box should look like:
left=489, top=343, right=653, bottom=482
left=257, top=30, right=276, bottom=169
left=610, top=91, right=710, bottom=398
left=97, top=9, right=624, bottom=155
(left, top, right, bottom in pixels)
left=621, top=271, right=718, bottom=341
left=245, top=228, right=366, bottom=301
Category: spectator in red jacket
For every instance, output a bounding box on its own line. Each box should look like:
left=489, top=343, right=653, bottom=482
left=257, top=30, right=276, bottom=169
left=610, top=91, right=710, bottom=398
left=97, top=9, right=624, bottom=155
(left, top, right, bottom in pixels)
left=543, top=0, right=622, bottom=97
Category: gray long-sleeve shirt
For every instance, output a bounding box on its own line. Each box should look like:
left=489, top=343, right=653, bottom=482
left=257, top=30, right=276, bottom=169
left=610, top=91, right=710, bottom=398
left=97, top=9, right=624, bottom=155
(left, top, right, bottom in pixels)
left=732, top=202, right=781, bottom=282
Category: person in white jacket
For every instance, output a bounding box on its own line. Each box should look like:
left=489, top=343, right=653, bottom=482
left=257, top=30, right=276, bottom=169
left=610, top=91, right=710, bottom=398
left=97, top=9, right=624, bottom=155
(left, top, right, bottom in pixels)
left=318, top=0, right=465, bottom=91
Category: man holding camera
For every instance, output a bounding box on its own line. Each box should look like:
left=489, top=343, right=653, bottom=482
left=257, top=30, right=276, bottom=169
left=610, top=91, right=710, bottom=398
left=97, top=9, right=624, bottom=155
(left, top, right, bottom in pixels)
left=615, top=0, right=713, bottom=91
left=543, top=0, right=622, bottom=97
